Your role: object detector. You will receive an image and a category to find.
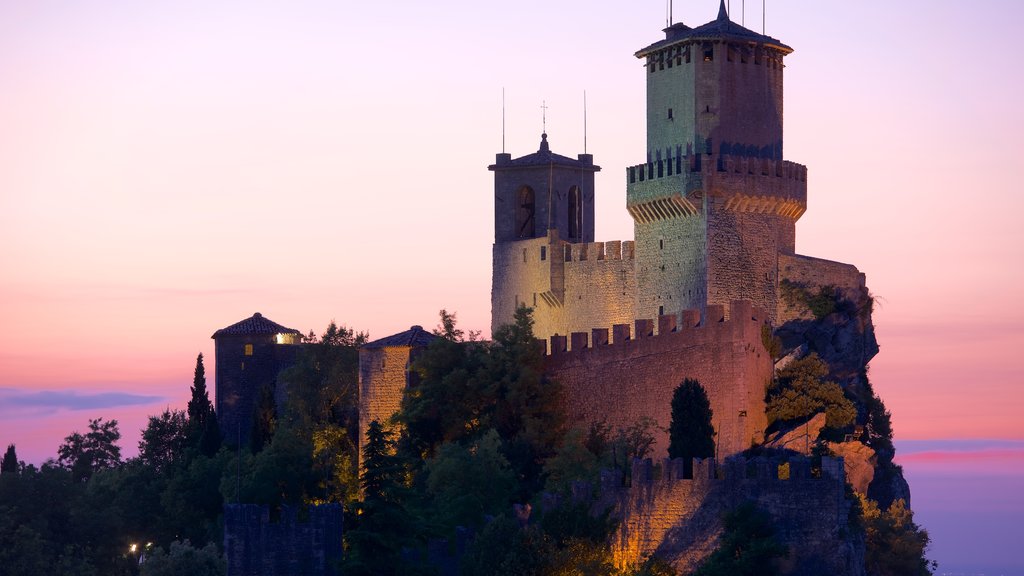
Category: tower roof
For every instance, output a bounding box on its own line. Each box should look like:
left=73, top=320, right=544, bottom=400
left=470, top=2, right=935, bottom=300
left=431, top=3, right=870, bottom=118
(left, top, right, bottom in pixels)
left=489, top=133, right=600, bottom=172
left=635, top=2, right=792, bottom=58
left=362, top=325, right=440, bottom=349
left=211, top=312, right=302, bottom=338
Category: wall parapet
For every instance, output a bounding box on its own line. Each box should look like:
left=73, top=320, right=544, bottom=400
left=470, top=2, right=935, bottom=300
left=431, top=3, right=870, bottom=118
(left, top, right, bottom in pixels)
left=626, top=153, right=806, bottom=185
left=627, top=455, right=846, bottom=489
left=563, top=240, right=636, bottom=262
left=541, top=300, right=767, bottom=355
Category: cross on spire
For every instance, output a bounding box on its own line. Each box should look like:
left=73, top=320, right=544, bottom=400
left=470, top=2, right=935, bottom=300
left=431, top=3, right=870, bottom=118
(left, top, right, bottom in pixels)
left=541, top=100, right=549, bottom=134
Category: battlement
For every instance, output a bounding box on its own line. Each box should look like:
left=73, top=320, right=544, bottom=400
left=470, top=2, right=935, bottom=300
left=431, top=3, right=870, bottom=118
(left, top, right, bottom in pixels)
left=562, top=240, right=636, bottom=262
left=628, top=455, right=846, bottom=489
left=626, top=153, right=806, bottom=185
left=540, top=299, right=766, bottom=354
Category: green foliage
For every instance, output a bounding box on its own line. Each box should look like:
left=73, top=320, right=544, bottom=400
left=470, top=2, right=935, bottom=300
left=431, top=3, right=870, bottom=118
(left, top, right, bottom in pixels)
left=780, top=280, right=841, bottom=320
left=186, top=354, right=215, bottom=445
left=1, top=444, right=18, bottom=474
left=424, top=430, right=515, bottom=530
left=693, top=501, right=787, bottom=576
left=461, top=504, right=619, bottom=576
left=249, top=385, right=277, bottom=454
left=58, top=418, right=122, bottom=482
left=667, top=379, right=715, bottom=469
left=434, top=308, right=465, bottom=341
left=343, top=421, right=417, bottom=576
left=766, top=354, right=856, bottom=435
left=140, top=540, right=225, bottom=576
left=760, top=324, right=782, bottom=359
left=543, top=427, right=603, bottom=493
left=860, top=496, right=935, bottom=576
left=138, top=409, right=188, bottom=474
left=400, top=306, right=566, bottom=497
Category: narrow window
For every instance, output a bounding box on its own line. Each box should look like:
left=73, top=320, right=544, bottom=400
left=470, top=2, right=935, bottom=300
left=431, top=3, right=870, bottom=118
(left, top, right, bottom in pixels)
left=523, top=248, right=527, bottom=262
left=516, top=185, right=535, bottom=238
left=567, top=186, right=582, bottom=240
left=659, top=305, right=664, bottom=316
left=244, top=343, right=253, bottom=356
left=659, top=239, right=664, bottom=249
left=540, top=246, right=547, bottom=261
left=667, top=108, right=673, bottom=120
left=703, top=43, right=713, bottom=62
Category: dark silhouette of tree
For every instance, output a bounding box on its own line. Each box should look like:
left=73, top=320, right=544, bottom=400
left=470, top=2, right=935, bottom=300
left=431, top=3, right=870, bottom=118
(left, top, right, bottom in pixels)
left=138, top=409, right=187, bottom=474
left=694, top=502, right=786, bottom=576
left=249, top=385, right=276, bottom=453
left=57, top=418, right=121, bottom=482
left=343, top=420, right=416, bottom=576
left=668, top=379, right=716, bottom=476
left=1, top=444, right=17, bottom=474
left=186, top=354, right=216, bottom=444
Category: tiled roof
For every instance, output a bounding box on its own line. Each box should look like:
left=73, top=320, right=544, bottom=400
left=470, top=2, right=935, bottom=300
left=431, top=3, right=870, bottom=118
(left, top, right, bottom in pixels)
left=212, top=312, right=302, bottom=338
left=636, top=1, right=792, bottom=58
left=490, top=133, right=600, bottom=171
left=362, top=325, right=440, bottom=349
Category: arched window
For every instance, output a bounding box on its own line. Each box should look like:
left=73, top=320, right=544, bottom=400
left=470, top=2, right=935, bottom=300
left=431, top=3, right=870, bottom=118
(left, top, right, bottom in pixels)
left=517, top=185, right=535, bottom=238
left=567, top=186, right=582, bottom=240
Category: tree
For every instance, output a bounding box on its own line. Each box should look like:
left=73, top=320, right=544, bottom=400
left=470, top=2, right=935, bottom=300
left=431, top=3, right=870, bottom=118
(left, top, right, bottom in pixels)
left=139, top=409, right=188, bottom=474
left=140, top=540, right=225, bottom=576
left=668, top=379, right=716, bottom=474
left=1, top=444, right=18, bottom=474
left=860, top=496, right=935, bottom=576
left=343, top=421, right=416, bottom=576
left=433, top=309, right=465, bottom=341
left=424, top=430, right=515, bottom=530
left=693, top=502, right=786, bottom=576
left=766, top=354, right=856, bottom=435
left=249, top=385, right=277, bottom=453
left=187, top=354, right=213, bottom=434
left=57, top=418, right=122, bottom=481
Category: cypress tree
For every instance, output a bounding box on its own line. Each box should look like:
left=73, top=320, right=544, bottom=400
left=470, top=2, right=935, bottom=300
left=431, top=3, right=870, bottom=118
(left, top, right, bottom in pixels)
left=668, top=379, right=716, bottom=474
left=1, top=444, right=17, bottom=474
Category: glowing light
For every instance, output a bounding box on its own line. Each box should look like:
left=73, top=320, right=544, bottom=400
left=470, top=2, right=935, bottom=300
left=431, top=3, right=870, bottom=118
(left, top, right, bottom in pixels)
left=130, top=543, right=138, bottom=553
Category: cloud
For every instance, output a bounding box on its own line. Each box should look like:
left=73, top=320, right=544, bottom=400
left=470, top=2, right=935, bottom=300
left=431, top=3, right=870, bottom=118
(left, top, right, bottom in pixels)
left=0, top=388, right=164, bottom=414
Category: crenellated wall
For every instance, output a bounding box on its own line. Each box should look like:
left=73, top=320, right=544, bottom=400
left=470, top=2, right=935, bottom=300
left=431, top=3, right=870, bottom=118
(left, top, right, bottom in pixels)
left=544, top=300, right=772, bottom=459
left=223, top=504, right=343, bottom=576
left=599, top=456, right=864, bottom=576
left=777, top=254, right=867, bottom=323
left=492, top=231, right=637, bottom=340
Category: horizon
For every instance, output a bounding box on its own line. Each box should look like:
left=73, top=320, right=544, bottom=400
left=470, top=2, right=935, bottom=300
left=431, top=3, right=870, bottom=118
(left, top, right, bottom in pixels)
left=1, top=1, right=1022, bottom=573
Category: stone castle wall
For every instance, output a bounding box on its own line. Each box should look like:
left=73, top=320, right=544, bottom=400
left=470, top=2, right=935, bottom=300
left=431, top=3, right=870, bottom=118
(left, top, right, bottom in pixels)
left=777, top=253, right=866, bottom=323
left=601, top=456, right=863, bottom=576
left=223, top=504, right=343, bottom=576
left=544, top=300, right=772, bottom=459
left=492, top=232, right=636, bottom=340
left=357, top=345, right=411, bottom=465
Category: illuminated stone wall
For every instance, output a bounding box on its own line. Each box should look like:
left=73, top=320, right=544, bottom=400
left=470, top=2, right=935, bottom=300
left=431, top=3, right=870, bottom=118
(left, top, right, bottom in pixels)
left=601, top=456, right=864, bottom=576
left=357, top=345, right=411, bottom=466
left=777, top=253, right=867, bottom=323
left=544, top=300, right=772, bottom=459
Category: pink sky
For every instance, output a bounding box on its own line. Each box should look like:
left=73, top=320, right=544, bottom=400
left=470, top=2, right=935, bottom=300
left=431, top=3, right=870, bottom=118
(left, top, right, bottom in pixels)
left=1, top=2, right=1022, bottom=572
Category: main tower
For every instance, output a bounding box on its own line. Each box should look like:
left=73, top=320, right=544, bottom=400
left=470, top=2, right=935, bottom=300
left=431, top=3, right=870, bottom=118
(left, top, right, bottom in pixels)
left=629, top=1, right=806, bottom=322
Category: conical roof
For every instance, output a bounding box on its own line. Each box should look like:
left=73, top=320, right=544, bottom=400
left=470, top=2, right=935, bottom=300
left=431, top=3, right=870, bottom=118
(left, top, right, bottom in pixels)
left=636, top=1, right=792, bottom=58
left=212, top=312, right=302, bottom=338
left=362, top=325, right=440, bottom=349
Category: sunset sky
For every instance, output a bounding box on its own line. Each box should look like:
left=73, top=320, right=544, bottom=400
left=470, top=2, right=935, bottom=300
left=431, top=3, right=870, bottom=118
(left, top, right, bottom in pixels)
left=1, top=1, right=1022, bottom=573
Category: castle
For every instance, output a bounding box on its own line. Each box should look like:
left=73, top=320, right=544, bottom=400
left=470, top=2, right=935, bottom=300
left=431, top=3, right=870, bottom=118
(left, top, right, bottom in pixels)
left=213, top=1, right=870, bottom=461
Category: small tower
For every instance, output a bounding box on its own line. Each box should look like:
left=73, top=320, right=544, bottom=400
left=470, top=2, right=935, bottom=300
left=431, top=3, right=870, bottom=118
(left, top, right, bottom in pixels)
left=490, top=132, right=599, bottom=244
left=212, top=312, right=302, bottom=446
left=490, top=133, right=601, bottom=335
left=628, top=1, right=806, bottom=322
left=357, top=325, right=438, bottom=470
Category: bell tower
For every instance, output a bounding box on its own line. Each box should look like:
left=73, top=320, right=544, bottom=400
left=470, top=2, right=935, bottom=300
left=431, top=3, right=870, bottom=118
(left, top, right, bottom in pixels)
left=490, top=132, right=599, bottom=244
left=489, top=132, right=601, bottom=335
